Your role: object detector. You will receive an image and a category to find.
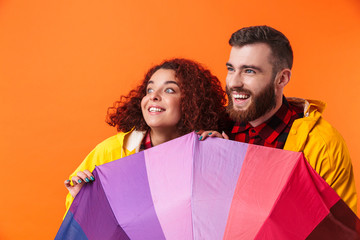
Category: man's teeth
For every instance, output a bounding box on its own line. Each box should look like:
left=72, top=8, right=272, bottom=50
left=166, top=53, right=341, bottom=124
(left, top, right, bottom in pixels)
left=149, top=107, right=164, bottom=112
left=233, top=94, right=249, bottom=99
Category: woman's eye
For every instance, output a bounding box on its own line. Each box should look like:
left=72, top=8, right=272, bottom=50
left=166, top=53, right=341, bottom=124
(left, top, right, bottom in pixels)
left=165, top=88, right=175, bottom=93
left=147, top=88, right=154, bottom=94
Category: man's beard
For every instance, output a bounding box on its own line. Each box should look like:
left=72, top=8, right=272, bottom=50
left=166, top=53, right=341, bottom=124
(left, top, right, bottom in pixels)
left=226, top=81, right=277, bottom=123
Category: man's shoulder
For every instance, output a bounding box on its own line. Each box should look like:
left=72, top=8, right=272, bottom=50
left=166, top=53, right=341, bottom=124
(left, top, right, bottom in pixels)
left=286, top=97, right=326, bottom=116
left=286, top=97, right=348, bottom=151
left=293, top=108, right=347, bottom=154
left=309, top=116, right=346, bottom=147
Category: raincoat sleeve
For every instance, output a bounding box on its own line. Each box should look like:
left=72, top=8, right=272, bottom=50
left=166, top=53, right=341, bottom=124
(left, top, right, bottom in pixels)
left=64, top=132, right=129, bottom=215
left=65, top=143, right=112, bottom=211
left=63, top=130, right=145, bottom=218
left=308, top=123, right=357, bottom=214
left=285, top=116, right=357, bottom=214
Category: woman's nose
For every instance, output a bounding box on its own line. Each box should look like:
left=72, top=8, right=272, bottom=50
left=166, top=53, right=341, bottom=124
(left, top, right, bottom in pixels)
left=150, top=91, right=161, bottom=101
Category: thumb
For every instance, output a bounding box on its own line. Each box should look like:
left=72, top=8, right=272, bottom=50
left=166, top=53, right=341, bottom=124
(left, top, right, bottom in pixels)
left=64, top=179, right=72, bottom=190
left=222, top=131, right=229, bottom=140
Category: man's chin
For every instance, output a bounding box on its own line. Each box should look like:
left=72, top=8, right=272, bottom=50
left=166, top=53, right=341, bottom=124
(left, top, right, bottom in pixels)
left=226, top=107, right=249, bottom=123
left=232, top=105, right=248, bottom=111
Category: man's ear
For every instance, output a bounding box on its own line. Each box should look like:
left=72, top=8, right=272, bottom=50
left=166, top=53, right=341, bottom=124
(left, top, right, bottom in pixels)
left=276, top=68, right=291, bottom=88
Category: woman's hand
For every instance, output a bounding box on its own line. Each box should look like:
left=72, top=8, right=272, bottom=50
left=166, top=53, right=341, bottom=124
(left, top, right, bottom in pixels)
left=197, top=130, right=229, bottom=141
left=64, top=170, right=95, bottom=198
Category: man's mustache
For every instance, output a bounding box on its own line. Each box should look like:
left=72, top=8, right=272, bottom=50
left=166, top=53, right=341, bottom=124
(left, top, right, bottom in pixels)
left=226, top=87, right=252, bottom=96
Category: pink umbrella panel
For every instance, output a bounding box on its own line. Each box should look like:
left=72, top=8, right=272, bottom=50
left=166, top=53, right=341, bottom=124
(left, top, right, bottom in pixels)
left=56, top=132, right=360, bottom=240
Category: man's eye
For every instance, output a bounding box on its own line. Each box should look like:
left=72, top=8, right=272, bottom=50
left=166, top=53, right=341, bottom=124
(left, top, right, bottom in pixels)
left=227, top=67, right=234, bottom=72
left=147, top=88, right=154, bottom=94
left=245, top=69, right=255, bottom=74
left=165, top=88, right=175, bottom=93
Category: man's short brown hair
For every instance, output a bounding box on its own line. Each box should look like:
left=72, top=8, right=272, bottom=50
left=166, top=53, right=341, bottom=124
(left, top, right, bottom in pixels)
left=229, top=25, right=293, bottom=73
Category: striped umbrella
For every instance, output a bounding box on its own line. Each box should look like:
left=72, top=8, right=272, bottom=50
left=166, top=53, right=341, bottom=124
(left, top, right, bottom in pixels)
left=56, top=132, right=360, bottom=240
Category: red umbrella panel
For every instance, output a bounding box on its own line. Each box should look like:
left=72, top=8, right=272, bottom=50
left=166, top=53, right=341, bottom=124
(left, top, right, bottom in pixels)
left=56, top=132, right=360, bottom=240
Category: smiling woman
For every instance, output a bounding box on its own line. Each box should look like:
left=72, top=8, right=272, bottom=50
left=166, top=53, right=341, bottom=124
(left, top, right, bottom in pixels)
left=63, top=58, right=229, bottom=213
left=141, top=69, right=182, bottom=144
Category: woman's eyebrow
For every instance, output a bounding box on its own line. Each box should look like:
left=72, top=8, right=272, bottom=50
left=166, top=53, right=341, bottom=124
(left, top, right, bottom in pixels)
left=147, top=80, right=179, bottom=86
left=164, top=80, right=179, bottom=85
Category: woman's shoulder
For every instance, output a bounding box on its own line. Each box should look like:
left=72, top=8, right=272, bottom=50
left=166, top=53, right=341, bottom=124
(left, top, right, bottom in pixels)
left=95, top=129, right=146, bottom=153
left=81, top=131, right=131, bottom=167
left=94, top=131, right=128, bottom=151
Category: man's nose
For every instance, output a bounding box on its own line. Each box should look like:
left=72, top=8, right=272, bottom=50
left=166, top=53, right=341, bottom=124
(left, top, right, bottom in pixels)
left=227, top=72, right=244, bottom=88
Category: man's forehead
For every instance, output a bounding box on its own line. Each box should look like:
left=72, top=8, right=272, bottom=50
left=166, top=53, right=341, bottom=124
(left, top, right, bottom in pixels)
left=228, top=43, right=273, bottom=67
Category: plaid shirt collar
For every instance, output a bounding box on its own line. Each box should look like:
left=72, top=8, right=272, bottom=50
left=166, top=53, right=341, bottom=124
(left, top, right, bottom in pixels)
left=231, top=96, right=296, bottom=145
left=139, top=130, right=153, bottom=151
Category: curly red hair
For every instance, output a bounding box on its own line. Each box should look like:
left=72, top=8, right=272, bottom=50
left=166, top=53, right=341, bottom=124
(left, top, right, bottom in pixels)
left=106, top=58, right=227, bottom=135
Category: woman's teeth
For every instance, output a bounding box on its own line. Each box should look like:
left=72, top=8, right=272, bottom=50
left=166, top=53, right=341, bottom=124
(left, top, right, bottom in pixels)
left=149, top=107, right=164, bottom=112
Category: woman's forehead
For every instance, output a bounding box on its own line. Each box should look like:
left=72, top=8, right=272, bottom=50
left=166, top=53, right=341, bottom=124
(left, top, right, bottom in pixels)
left=148, top=69, right=178, bottom=85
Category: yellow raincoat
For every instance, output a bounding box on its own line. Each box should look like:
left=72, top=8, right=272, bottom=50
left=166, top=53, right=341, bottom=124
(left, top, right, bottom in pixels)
left=64, top=129, right=146, bottom=214
left=64, top=98, right=357, bottom=215
left=284, top=98, right=357, bottom=214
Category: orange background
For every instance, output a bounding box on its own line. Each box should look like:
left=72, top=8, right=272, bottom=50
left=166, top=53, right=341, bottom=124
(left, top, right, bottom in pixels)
left=1, top=0, right=360, bottom=239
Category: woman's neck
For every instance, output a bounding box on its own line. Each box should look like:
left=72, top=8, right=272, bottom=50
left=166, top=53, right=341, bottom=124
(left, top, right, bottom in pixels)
left=149, top=128, right=181, bottom=146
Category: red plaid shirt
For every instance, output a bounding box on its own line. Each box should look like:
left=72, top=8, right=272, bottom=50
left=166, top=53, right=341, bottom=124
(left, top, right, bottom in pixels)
left=230, top=97, right=304, bottom=149
left=139, top=131, right=153, bottom=151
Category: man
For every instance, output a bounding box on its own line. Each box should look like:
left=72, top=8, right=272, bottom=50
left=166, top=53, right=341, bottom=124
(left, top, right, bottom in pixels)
left=200, top=25, right=357, bottom=213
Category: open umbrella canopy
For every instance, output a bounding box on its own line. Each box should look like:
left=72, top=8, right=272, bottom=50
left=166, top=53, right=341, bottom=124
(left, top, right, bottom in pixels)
left=56, top=132, right=360, bottom=240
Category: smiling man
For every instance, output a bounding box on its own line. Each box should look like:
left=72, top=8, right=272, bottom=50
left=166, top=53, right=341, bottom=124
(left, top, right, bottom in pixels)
left=226, top=26, right=357, bottom=213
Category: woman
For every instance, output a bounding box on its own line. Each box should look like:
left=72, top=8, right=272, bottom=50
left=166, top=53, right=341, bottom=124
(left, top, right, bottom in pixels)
left=64, top=58, right=228, bottom=211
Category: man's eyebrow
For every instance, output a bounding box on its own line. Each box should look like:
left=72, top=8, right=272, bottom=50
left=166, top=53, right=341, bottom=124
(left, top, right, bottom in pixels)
left=226, top=63, right=263, bottom=72
left=241, top=65, right=262, bottom=72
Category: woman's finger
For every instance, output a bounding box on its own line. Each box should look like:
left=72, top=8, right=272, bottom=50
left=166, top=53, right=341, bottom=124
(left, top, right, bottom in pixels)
left=198, top=131, right=210, bottom=141
left=195, top=130, right=204, bottom=135
left=199, top=130, right=223, bottom=141
left=77, top=171, right=91, bottom=183
left=83, top=169, right=95, bottom=181
left=208, top=131, right=223, bottom=138
left=67, top=177, right=84, bottom=198
left=71, top=175, right=83, bottom=185
left=64, top=179, right=71, bottom=189
left=222, top=131, right=229, bottom=140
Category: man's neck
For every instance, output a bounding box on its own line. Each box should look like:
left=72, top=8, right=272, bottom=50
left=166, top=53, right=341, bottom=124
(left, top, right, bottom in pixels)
left=248, top=96, right=283, bottom=127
